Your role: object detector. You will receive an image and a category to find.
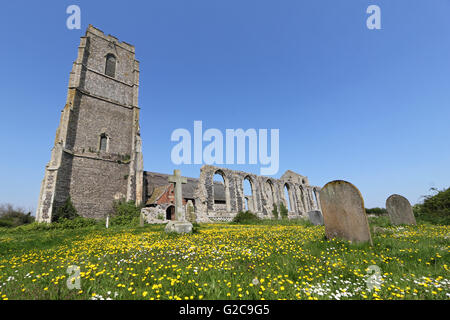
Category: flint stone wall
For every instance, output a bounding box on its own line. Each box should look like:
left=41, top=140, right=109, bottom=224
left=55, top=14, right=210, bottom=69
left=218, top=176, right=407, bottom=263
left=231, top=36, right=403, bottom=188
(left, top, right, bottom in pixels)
left=194, top=165, right=321, bottom=222
left=142, top=202, right=199, bottom=224
left=36, top=25, right=143, bottom=222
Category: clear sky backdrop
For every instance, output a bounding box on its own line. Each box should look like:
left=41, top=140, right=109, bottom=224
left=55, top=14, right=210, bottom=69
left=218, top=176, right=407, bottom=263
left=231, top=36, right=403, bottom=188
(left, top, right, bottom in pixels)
left=1, top=0, right=449, bottom=212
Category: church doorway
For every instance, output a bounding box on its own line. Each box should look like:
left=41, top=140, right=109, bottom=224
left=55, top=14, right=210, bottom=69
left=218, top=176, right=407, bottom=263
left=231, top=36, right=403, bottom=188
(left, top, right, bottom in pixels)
left=166, top=205, right=175, bottom=220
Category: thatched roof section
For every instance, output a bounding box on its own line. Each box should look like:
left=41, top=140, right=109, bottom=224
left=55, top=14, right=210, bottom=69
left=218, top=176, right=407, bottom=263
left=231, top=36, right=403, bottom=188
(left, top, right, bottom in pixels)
left=144, top=171, right=225, bottom=204
left=145, top=185, right=169, bottom=205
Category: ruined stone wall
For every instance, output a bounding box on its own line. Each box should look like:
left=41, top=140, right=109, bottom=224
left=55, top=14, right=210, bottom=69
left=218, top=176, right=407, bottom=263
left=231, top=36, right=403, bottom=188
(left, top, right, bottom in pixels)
left=194, top=165, right=321, bottom=222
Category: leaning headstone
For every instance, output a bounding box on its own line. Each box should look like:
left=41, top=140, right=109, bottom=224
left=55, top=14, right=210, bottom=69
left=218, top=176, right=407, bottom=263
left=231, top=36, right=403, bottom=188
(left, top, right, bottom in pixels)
left=320, top=180, right=372, bottom=245
left=308, top=210, right=324, bottom=226
left=386, top=194, right=416, bottom=225
left=165, top=169, right=193, bottom=234
left=139, top=211, right=144, bottom=227
left=186, top=200, right=196, bottom=223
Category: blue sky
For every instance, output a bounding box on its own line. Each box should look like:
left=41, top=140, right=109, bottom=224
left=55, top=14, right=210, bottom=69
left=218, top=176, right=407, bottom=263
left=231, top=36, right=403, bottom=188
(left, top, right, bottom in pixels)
left=0, top=0, right=449, bottom=211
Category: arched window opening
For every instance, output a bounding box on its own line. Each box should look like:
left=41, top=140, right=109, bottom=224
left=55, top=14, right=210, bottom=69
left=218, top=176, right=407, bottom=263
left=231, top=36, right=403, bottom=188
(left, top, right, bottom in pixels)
left=284, top=184, right=292, bottom=212
left=105, top=54, right=116, bottom=78
left=243, top=177, right=254, bottom=212
left=244, top=197, right=250, bottom=211
left=213, top=173, right=226, bottom=205
left=166, top=205, right=175, bottom=220
left=99, top=134, right=108, bottom=152
left=213, top=171, right=230, bottom=212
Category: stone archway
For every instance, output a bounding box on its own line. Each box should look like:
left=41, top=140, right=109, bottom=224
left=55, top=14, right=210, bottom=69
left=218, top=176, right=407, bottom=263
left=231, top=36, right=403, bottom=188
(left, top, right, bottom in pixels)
left=311, top=188, right=319, bottom=210
left=166, top=205, right=175, bottom=220
left=284, top=183, right=294, bottom=212
left=213, top=170, right=231, bottom=212
left=243, top=176, right=256, bottom=212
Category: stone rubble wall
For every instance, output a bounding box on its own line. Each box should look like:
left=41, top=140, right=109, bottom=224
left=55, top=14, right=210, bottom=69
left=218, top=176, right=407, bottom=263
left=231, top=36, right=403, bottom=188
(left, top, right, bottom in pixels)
left=141, top=202, right=197, bottom=224
left=194, top=165, right=322, bottom=223
left=141, top=206, right=168, bottom=224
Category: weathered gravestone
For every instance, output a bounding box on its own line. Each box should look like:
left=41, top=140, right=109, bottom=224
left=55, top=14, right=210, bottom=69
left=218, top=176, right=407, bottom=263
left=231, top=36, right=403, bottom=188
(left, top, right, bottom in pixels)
left=386, top=194, right=416, bottom=225
left=320, top=180, right=373, bottom=245
left=164, top=169, right=193, bottom=234
left=308, top=210, right=324, bottom=226
left=139, top=211, right=144, bottom=227
left=186, top=200, right=196, bottom=223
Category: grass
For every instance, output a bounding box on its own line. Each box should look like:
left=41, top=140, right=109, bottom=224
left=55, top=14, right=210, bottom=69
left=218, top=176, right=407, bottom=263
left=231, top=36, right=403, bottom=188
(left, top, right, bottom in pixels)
left=0, top=217, right=448, bottom=300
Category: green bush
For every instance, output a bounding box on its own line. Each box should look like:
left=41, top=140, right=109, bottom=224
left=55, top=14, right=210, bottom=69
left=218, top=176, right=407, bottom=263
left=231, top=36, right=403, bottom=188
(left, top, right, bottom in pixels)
left=0, top=204, right=34, bottom=228
left=110, top=200, right=141, bottom=226
left=113, top=200, right=141, bottom=216
left=280, top=203, right=288, bottom=219
left=56, top=217, right=97, bottom=229
left=13, top=222, right=54, bottom=232
left=52, top=197, right=79, bottom=222
left=192, top=222, right=201, bottom=234
left=272, top=205, right=279, bottom=219
left=365, top=207, right=387, bottom=215
left=110, top=214, right=140, bottom=226
left=232, top=211, right=259, bottom=224
left=414, top=187, right=450, bottom=225
left=0, top=219, right=15, bottom=228
left=421, top=187, right=450, bottom=214
left=8, top=217, right=97, bottom=232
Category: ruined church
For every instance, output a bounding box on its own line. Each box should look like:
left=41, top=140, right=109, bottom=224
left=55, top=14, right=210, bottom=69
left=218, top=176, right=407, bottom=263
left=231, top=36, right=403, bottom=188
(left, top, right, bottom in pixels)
left=36, top=25, right=321, bottom=223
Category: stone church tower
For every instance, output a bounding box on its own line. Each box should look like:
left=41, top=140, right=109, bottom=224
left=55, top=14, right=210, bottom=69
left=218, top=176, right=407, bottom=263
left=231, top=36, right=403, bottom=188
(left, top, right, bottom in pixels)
left=36, top=25, right=144, bottom=222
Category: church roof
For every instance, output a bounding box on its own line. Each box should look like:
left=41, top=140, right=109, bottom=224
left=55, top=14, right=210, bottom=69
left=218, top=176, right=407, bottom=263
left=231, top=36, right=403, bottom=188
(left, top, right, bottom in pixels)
left=146, top=185, right=169, bottom=205
left=144, top=171, right=226, bottom=204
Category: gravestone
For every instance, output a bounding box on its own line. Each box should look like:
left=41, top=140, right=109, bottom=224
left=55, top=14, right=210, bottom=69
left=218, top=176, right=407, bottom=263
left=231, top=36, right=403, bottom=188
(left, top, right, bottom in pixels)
left=386, top=194, right=416, bottom=225
left=139, top=211, right=144, bottom=227
left=106, top=215, right=109, bottom=229
left=164, top=169, right=193, bottom=234
left=320, top=180, right=373, bottom=245
left=308, top=210, right=324, bottom=226
left=186, top=200, right=196, bottom=223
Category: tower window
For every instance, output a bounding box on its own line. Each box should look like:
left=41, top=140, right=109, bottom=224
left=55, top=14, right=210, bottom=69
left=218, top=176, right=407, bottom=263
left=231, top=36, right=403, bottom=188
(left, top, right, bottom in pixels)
left=99, top=134, right=108, bottom=152
left=105, top=54, right=116, bottom=77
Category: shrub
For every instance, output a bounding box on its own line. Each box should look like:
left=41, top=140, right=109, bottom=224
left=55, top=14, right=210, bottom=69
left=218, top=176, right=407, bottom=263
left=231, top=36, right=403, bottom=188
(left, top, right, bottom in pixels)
left=421, top=187, right=450, bottom=214
left=232, top=211, right=259, bottom=224
left=8, top=217, right=98, bottom=233
left=192, top=222, right=201, bottom=234
left=414, top=187, right=450, bottom=225
left=52, top=197, right=78, bottom=222
left=113, top=200, right=141, bottom=217
left=365, top=207, right=387, bottom=215
left=111, top=200, right=141, bottom=226
left=6, top=222, right=53, bottom=233
left=0, top=219, right=15, bottom=228
left=280, top=203, right=288, bottom=219
left=272, top=205, right=279, bottom=219
left=0, top=204, right=34, bottom=228
left=55, top=217, right=97, bottom=229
